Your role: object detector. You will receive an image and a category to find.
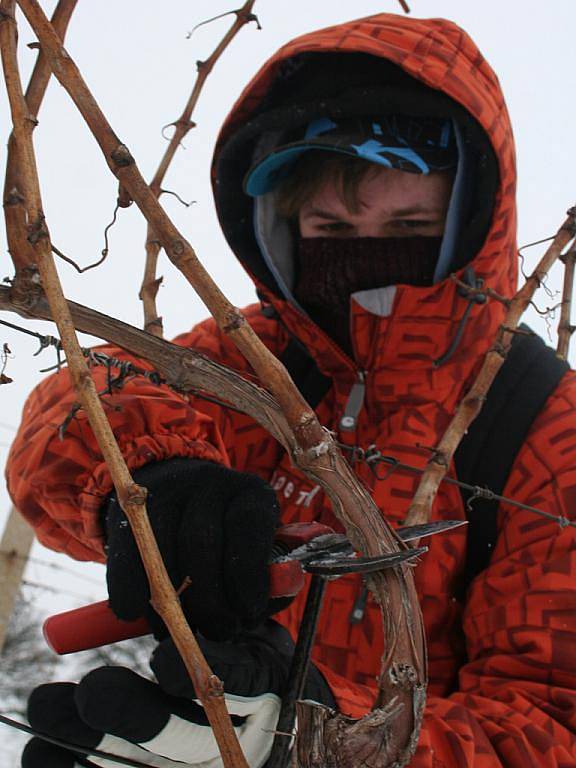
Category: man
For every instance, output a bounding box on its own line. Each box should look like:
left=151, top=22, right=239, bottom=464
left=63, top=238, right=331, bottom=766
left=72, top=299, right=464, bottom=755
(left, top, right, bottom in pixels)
left=7, top=12, right=576, bottom=768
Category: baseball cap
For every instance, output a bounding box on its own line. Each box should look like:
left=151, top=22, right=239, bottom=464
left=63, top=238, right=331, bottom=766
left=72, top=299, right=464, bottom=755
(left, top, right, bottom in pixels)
left=245, top=114, right=457, bottom=197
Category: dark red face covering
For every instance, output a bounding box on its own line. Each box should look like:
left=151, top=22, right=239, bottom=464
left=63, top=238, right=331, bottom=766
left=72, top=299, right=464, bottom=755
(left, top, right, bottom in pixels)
left=294, top=236, right=442, bottom=356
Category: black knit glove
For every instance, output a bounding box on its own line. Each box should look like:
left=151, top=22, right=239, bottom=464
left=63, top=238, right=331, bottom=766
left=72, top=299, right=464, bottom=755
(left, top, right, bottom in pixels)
left=105, top=458, right=280, bottom=640
left=151, top=620, right=335, bottom=706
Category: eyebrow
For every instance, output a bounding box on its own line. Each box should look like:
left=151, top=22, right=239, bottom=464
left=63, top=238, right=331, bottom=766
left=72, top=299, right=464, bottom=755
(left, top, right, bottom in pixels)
left=390, top=205, right=445, bottom=217
left=302, top=205, right=444, bottom=219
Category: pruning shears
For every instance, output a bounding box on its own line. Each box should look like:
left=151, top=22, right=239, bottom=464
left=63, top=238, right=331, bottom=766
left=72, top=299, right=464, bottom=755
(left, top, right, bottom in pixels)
left=43, top=518, right=465, bottom=654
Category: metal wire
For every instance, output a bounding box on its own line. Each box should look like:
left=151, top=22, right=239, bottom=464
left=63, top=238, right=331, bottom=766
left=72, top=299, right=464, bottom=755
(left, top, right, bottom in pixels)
left=0, top=713, right=157, bottom=767
left=356, top=445, right=574, bottom=529
left=0, top=550, right=104, bottom=587
left=21, top=579, right=99, bottom=602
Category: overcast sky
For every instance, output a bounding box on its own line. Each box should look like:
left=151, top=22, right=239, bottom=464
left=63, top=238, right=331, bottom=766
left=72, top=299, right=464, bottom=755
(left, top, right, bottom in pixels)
left=0, top=1, right=575, bottom=753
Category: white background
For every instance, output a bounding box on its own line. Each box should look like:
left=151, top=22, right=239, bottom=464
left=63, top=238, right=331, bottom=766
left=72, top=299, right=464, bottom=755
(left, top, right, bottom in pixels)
left=0, top=0, right=574, bottom=762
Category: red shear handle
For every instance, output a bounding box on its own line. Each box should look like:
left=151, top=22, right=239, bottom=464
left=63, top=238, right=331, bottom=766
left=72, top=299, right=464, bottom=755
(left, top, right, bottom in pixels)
left=43, top=561, right=304, bottom=655
left=43, top=602, right=150, bottom=654
left=43, top=522, right=333, bottom=655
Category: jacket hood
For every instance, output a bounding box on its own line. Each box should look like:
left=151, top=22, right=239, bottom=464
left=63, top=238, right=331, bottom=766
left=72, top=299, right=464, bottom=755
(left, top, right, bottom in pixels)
left=211, top=14, right=517, bottom=386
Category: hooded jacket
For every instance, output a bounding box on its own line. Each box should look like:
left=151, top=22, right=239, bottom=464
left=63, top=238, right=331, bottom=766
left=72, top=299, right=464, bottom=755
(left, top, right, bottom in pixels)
left=6, top=14, right=576, bottom=767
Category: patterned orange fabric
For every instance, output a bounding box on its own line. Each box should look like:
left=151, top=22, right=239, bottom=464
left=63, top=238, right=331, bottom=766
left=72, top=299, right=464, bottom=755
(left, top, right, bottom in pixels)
left=6, top=13, right=576, bottom=767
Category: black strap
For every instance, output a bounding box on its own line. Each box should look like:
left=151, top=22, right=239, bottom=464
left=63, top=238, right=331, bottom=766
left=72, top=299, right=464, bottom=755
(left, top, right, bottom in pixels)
left=453, top=328, right=569, bottom=593
left=280, top=337, right=331, bottom=408
left=279, top=325, right=569, bottom=594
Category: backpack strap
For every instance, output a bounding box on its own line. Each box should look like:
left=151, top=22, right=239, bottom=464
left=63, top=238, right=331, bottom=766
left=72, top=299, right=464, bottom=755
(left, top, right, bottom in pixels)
left=454, top=328, right=569, bottom=594
left=279, top=336, right=332, bottom=409
left=259, top=295, right=332, bottom=410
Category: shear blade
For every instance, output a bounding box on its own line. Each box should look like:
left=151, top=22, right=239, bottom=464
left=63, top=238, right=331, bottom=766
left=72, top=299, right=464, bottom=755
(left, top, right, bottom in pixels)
left=396, top=519, right=468, bottom=542
left=305, top=545, right=428, bottom=575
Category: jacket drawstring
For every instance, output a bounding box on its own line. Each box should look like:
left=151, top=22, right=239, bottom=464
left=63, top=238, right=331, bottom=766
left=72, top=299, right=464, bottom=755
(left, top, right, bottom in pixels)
left=349, top=583, right=369, bottom=624
left=433, top=268, right=487, bottom=368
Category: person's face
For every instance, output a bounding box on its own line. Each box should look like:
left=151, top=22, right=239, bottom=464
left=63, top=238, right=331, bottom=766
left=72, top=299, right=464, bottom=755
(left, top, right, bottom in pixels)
left=298, top=166, right=452, bottom=239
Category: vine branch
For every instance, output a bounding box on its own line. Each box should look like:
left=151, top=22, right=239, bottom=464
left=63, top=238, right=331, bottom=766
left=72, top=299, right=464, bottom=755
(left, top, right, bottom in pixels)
left=405, top=210, right=576, bottom=528
left=141, top=0, right=259, bottom=337
left=557, top=240, right=576, bottom=360
left=3, top=0, right=77, bottom=307
left=0, top=4, right=249, bottom=766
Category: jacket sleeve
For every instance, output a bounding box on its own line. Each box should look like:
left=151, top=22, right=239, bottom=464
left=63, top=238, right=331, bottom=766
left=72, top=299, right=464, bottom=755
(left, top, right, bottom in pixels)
left=5, top=306, right=282, bottom=563
left=311, top=374, right=576, bottom=767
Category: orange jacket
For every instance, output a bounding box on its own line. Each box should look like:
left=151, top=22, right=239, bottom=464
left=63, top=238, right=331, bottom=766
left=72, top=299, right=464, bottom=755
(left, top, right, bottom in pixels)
left=7, top=13, right=576, bottom=767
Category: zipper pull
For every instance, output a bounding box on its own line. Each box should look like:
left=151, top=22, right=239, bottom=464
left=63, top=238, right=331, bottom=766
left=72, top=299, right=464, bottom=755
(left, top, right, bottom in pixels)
left=349, top=584, right=369, bottom=624
left=339, top=371, right=366, bottom=432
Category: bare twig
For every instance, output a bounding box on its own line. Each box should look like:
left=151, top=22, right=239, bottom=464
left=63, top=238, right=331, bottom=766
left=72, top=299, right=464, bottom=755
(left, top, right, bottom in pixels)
left=160, top=188, right=195, bottom=207
left=0, top=5, right=249, bottom=767
left=557, top=241, right=576, bottom=359
left=0, top=342, right=13, bottom=383
left=187, top=7, right=260, bottom=39
left=519, top=234, right=555, bottom=255
left=450, top=275, right=511, bottom=307
left=141, top=0, right=259, bottom=337
left=13, top=1, right=429, bottom=763
left=405, top=210, right=576, bottom=528
left=398, top=0, right=411, bottom=12
left=50, top=200, right=121, bottom=273
left=529, top=299, right=562, bottom=317
left=2, top=0, right=77, bottom=307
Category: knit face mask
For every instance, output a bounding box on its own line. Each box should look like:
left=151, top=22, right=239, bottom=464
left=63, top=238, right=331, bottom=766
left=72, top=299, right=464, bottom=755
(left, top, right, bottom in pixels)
left=293, top=236, right=442, bottom=355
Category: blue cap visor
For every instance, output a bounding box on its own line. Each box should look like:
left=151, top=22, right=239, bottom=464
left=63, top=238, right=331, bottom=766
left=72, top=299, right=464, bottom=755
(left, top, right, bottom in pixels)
left=244, top=116, right=455, bottom=197
left=246, top=145, right=349, bottom=197
left=246, top=142, right=438, bottom=197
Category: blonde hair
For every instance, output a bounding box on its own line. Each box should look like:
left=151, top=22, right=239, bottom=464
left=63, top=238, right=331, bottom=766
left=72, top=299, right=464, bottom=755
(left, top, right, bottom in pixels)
left=274, top=151, right=380, bottom=219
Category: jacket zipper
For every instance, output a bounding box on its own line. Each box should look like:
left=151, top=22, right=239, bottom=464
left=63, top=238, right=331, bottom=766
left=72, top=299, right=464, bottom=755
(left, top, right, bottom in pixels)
left=339, top=370, right=371, bottom=623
